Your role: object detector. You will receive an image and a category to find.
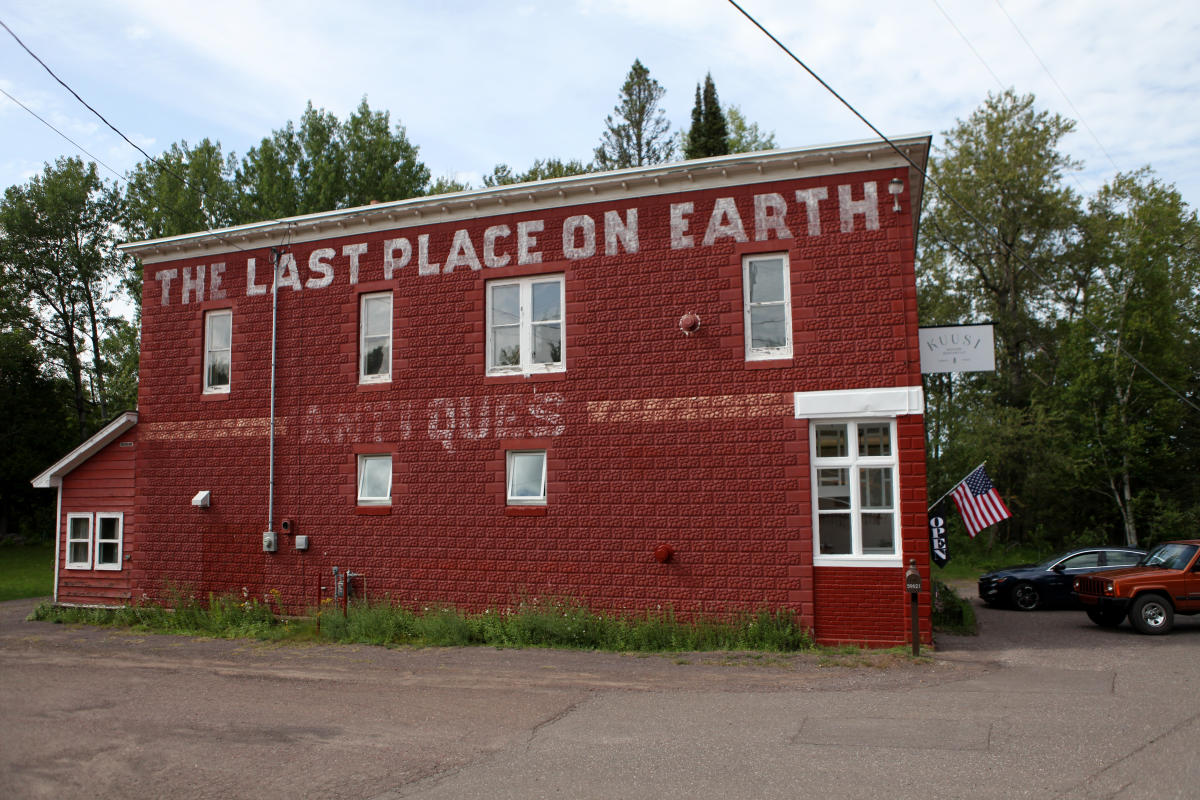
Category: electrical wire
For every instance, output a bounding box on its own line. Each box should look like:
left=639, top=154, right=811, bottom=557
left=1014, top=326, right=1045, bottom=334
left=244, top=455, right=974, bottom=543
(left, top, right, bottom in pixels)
left=724, top=0, right=1200, bottom=416
left=0, top=86, right=125, bottom=182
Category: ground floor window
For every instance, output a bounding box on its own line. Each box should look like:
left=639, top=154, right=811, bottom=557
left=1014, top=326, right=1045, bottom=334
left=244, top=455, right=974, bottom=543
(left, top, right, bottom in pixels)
left=812, top=420, right=898, bottom=560
left=65, top=512, right=123, bottom=570
left=357, top=454, right=393, bottom=505
left=506, top=450, right=547, bottom=505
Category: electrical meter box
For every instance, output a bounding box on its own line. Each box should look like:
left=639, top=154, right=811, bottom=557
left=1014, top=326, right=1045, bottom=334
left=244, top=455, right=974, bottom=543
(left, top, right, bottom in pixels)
left=262, top=531, right=277, bottom=553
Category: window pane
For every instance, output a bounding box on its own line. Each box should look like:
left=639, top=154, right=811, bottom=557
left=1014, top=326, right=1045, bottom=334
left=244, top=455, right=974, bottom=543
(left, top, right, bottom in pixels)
left=859, top=468, right=893, bottom=509
left=98, top=517, right=119, bottom=541
left=363, top=338, right=389, bottom=376
left=748, top=259, right=785, bottom=303
left=97, top=541, right=119, bottom=565
left=209, top=313, right=231, bottom=349
left=207, top=353, right=230, bottom=388
left=817, top=468, right=850, bottom=510
left=857, top=424, right=891, bottom=457
left=1106, top=551, right=1140, bottom=567
left=509, top=452, right=545, bottom=499
left=359, top=456, right=391, bottom=501
left=70, top=517, right=90, bottom=540
left=531, top=281, right=561, bottom=322
left=818, top=515, right=852, bottom=554
left=69, top=540, right=89, bottom=564
left=861, top=513, right=895, bottom=553
left=491, top=284, right=520, bottom=326
left=532, top=322, right=561, bottom=365
left=815, top=425, right=848, bottom=458
left=492, top=325, right=520, bottom=367
left=363, top=295, right=391, bottom=337
left=749, top=304, right=787, bottom=349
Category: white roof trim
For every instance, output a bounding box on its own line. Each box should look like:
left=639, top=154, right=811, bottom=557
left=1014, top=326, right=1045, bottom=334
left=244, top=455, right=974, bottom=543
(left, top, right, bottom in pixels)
left=119, top=134, right=931, bottom=263
left=31, top=411, right=138, bottom=489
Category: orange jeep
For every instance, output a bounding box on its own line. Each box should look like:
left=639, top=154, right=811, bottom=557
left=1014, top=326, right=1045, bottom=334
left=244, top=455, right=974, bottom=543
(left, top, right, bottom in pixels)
left=1073, top=540, right=1200, bottom=634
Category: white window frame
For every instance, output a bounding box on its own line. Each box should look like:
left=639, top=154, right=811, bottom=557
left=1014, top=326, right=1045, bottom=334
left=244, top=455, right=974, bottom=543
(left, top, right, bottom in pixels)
left=811, top=419, right=900, bottom=567
left=203, top=309, right=232, bottom=393
left=357, top=454, right=392, bottom=506
left=359, top=292, right=393, bottom=384
left=66, top=513, right=92, bottom=570
left=742, top=253, right=793, bottom=360
left=486, top=275, right=565, bottom=376
left=506, top=450, right=547, bottom=506
left=94, top=512, right=124, bottom=571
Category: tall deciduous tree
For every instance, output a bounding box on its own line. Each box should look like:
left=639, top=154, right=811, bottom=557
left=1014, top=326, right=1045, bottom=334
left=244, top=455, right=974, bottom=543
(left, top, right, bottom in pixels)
left=0, top=158, right=127, bottom=434
left=725, top=105, right=777, bottom=153
left=1059, top=170, right=1200, bottom=546
left=684, top=73, right=729, bottom=159
left=236, top=98, right=429, bottom=219
left=594, top=59, right=674, bottom=169
left=122, top=139, right=238, bottom=240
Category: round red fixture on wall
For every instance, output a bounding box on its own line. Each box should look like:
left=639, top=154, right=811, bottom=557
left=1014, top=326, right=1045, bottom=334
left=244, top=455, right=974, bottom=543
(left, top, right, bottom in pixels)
left=654, top=544, right=674, bottom=563
left=678, top=313, right=700, bottom=335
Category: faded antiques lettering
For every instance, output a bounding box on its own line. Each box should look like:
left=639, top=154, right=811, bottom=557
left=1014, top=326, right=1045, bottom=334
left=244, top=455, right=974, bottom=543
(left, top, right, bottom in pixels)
left=155, top=183, right=882, bottom=305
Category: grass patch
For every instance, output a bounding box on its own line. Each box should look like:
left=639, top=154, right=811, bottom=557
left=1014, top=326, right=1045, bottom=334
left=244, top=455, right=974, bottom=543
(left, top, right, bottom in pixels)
left=931, top=576, right=976, bottom=635
left=0, top=543, right=54, bottom=601
left=28, top=594, right=817, bottom=654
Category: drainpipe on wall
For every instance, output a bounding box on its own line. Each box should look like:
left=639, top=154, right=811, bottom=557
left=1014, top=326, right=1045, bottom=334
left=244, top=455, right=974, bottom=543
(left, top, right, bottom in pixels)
left=267, top=246, right=281, bottom=537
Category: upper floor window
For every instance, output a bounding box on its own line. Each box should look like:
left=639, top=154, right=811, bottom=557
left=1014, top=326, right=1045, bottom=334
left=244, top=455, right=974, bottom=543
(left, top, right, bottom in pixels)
left=360, top=293, right=392, bottom=383
left=742, top=253, right=792, bottom=360
left=812, top=420, right=898, bottom=561
left=203, top=309, right=232, bottom=393
left=487, top=275, right=564, bottom=375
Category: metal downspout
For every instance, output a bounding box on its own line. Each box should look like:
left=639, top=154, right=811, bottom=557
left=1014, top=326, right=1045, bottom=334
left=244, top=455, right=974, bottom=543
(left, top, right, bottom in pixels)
left=268, top=247, right=280, bottom=533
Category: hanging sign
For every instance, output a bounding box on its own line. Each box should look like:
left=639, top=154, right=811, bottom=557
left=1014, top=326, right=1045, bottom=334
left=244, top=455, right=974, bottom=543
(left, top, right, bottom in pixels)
left=919, top=324, right=995, bottom=374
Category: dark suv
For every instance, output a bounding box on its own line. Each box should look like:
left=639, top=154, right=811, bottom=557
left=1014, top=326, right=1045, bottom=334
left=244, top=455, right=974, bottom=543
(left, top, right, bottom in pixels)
left=1074, top=540, right=1200, bottom=634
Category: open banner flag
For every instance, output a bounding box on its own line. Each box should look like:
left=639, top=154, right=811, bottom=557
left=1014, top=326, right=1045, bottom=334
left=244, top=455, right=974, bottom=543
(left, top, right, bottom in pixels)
left=950, top=464, right=1012, bottom=538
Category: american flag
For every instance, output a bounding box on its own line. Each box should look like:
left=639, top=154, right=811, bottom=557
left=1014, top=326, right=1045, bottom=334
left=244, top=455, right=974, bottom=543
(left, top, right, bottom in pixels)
left=950, top=464, right=1012, bottom=538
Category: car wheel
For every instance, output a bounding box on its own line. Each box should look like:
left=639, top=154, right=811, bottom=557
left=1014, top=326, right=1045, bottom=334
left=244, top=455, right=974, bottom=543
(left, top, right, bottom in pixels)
left=1086, top=607, right=1123, bottom=628
left=1128, top=594, right=1174, bottom=635
left=1011, top=581, right=1040, bottom=611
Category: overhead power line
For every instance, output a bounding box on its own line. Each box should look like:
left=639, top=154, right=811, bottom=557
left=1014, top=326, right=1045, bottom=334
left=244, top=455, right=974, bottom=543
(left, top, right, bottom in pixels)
left=723, top=0, right=1200, bottom=416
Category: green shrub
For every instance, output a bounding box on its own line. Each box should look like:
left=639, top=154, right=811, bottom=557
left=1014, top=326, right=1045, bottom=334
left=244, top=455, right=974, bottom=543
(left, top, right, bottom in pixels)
left=931, top=577, right=976, bottom=635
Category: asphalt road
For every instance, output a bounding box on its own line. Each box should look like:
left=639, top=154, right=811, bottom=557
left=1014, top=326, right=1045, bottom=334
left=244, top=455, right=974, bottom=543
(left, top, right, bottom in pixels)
left=1, top=592, right=1197, bottom=799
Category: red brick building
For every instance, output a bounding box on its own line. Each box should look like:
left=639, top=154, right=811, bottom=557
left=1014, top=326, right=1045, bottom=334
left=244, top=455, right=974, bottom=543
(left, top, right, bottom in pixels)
left=35, top=136, right=933, bottom=647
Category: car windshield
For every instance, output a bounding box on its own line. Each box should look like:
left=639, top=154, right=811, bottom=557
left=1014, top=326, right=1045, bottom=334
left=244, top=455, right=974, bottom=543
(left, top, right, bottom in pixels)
left=1139, top=543, right=1199, bottom=571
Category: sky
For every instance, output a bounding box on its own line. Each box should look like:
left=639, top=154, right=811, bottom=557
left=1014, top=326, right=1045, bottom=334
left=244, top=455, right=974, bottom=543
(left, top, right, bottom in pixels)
left=2, top=0, right=1199, bottom=214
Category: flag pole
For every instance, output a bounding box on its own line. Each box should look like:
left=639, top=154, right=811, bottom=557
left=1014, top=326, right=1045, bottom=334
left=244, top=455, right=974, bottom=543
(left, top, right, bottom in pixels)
left=927, top=460, right=987, bottom=512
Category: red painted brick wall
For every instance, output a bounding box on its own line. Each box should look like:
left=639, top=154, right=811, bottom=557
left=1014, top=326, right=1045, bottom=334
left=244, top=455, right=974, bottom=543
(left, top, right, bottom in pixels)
left=132, top=165, right=930, bottom=645
left=58, top=431, right=137, bottom=604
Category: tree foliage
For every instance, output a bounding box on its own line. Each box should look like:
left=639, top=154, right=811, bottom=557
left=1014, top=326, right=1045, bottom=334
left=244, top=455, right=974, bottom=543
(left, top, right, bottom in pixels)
left=683, top=73, right=729, bottom=159
left=483, top=158, right=593, bottom=187
left=920, top=90, right=1200, bottom=554
left=0, top=158, right=128, bottom=434
left=725, top=105, right=777, bottom=153
left=234, top=97, right=430, bottom=219
left=594, top=59, right=675, bottom=169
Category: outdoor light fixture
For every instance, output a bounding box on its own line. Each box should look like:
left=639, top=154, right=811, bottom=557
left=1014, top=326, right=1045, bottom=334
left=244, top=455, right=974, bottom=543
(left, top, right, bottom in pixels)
left=191, top=490, right=211, bottom=508
left=888, top=178, right=904, bottom=212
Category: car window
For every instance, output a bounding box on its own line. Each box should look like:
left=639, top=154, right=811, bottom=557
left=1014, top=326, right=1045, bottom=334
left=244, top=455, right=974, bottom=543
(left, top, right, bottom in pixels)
left=1058, top=552, right=1100, bottom=569
left=1105, top=551, right=1141, bottom=567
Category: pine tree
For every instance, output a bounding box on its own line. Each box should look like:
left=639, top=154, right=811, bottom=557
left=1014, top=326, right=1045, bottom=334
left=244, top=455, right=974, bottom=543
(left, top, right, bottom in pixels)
left=684, top=73, right=729, bottom=159
left=594, top=59, right=674, bottom=169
